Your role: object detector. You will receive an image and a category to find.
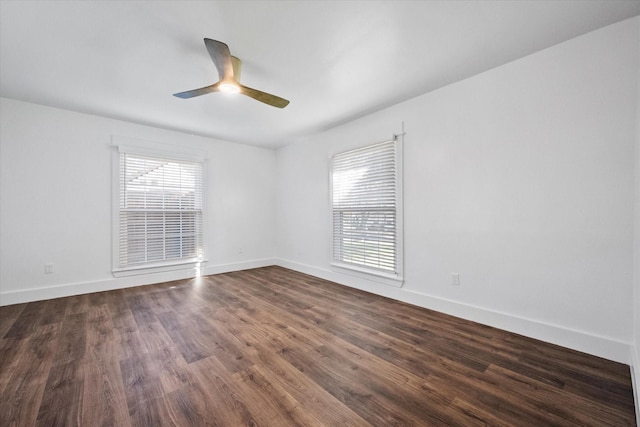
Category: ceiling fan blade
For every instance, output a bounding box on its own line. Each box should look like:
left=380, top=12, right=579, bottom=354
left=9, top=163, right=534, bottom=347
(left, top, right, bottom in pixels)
left=231, top=56, right=242, bottom=82
left=239, top=84, right=290, bottom=108
left=204, top=38, right=234, bottom=80
left=173, top=82, right=221, bottom=99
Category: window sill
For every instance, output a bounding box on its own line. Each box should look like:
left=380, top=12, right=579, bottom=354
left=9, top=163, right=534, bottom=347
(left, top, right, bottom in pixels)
left=113, top=258, right=206, bottom=278
left=331, top=262, right=404, bottom=288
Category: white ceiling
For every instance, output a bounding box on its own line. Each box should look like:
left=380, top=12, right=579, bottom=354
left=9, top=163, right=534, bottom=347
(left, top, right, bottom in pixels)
left=1, top=1, right=639, bottom=148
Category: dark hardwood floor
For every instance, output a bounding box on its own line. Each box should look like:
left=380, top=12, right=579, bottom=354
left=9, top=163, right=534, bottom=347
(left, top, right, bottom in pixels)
left=0, top=266, right=635, bottom=426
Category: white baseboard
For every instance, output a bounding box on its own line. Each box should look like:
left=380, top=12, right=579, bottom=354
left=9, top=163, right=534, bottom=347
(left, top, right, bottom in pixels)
left=201, top=258, right=276, bottom=276
left=0, top=258, right=276, bottom=306
left=276, top=259, right=632, bottom=364
left=631, top=345, right=640, bottom=426
left=1, top=257, right=632, bottom=365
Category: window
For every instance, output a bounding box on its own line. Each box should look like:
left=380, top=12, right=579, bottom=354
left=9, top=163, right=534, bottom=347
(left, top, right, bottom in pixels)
left=331, top=138, right=402, bottom=281
left=114, top=147, right=203, bottom=274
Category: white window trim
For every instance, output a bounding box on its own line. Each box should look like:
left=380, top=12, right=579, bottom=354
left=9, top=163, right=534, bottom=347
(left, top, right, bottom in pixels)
left=329, top=133, right=404, bottom=286
left=111, top=136, right=207, bottom=277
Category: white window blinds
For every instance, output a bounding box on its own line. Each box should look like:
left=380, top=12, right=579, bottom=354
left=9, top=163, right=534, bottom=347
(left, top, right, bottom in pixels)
left=331, top=139, right=399, bottom=275
left=118, top=152, right=203, bottom=269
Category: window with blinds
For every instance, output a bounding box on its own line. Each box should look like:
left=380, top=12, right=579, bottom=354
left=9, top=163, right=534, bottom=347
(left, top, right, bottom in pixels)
left=331, top=139, right=401, bottom=277
left=117, top=151, right=203, bottom=270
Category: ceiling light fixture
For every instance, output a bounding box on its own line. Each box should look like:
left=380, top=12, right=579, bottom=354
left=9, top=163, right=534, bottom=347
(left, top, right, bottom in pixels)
left=219, top=82, right=240, bottom=94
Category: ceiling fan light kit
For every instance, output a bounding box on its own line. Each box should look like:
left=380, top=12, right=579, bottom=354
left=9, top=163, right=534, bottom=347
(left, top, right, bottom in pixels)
left=219, top=82, right=240, bottom=94
left=173, top=38, right=289, bottom=108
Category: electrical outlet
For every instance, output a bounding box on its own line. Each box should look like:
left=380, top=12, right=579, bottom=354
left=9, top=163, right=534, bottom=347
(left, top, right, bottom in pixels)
left=44, top=263, right=54, bottom=274
left=451, top=273, right=460, bottom=286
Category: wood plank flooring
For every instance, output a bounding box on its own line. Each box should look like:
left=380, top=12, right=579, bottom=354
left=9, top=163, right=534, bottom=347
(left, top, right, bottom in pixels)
left=0, top=266, right=635, bottom=426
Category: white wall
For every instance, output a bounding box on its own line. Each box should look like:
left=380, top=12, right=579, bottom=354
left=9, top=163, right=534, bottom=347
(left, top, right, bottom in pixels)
left=0, top=18, right=637, bottom=369
left=276, top=17, right=640, bottom=363
left=632, top=15, right=640, bottom=420
left=0, top=98, right=277, bottom=305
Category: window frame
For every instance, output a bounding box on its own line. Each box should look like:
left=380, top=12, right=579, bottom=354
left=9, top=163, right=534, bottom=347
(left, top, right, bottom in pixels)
left=330, top=135, right=404, bottom=286
left=111, top=137, right=206, bottom=277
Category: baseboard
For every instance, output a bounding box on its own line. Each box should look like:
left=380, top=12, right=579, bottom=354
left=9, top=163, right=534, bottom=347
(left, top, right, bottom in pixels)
left=2, top=257, right=631, bottom=365
left=0, top=258, right=276, bottom=306
left=276, top=259, right=632, bottom=364
left=631, top=345, right=640, bottom=425
left=200, top=258, right=277, bottom=276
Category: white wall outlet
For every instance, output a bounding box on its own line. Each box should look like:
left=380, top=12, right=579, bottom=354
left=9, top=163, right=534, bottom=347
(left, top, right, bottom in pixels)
left=451, top=273, right=460, bottom=286
left=44, top=263, right=54, bottom=274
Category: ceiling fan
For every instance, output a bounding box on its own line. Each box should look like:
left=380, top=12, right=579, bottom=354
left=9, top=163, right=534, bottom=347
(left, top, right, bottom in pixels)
left=173, top=38, right=290, bottom=108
